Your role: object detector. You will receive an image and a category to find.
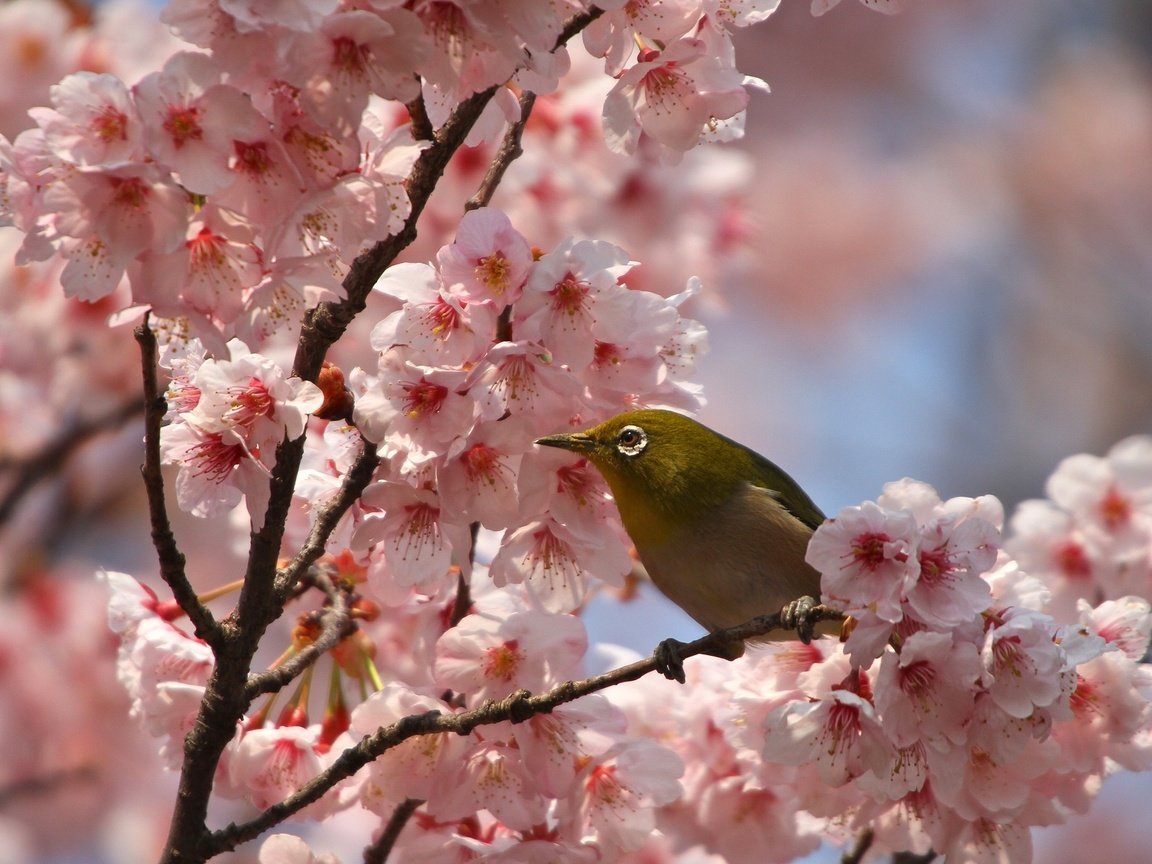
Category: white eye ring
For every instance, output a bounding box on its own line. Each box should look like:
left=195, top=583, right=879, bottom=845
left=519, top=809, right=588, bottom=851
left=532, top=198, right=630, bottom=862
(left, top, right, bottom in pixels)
left=616, top=425, right=648, bottom=457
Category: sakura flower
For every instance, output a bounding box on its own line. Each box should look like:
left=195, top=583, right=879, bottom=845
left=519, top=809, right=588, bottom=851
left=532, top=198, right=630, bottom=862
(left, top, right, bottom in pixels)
left=28, top=72, right=142, bottom=168
left=434, top=606, right=587, bottom=700
left=286, top=10, right=425, bottom=129
left=352, top=351, right=479, bottom=462
left=437, top=418, right=532, bottom=530
left=903, top=510, right=997, bottom=629
left=491, top=516, right=632, bottom=613
left=982, top=607, right=1070, bottom=720
left=1047, top=435, right=1152, bottom=552
left=515, top=238, right=635, bottom=369
left=1079, top=595, right=1152, bottom=660
left=436, top=206, right=533, bottom=310
left=570, top=739, right=684, bottom=854
left=464, top=340, right=582, bottom=431
left=371, top=262, right=496, bottom=368
left=229, top=724, right=343, bottom=817
left=42, top=163, right=189, bottom=300
left=349, top=683, right=469, bottom=814
left=259, top=834, right=342, bottom=864
left=426, top=741, right=547, bottom=831
left=510, top=696, right=625, bottom=799
left=874, top=631, right=982, bottom=748
left=583, top=0, right=701, bottom=76
left=134, top=52, right=265, bottom=195
left=132, top=205, right=263, bottom=326
left=806, top=500, right=919, bottom=624
left=602, top=34, right=763, bottom=160
left=188, top=347, right=323, bottom=443
left=762, top=688, right=895, bottom=787
left=353, top=481, right=463, bottom=600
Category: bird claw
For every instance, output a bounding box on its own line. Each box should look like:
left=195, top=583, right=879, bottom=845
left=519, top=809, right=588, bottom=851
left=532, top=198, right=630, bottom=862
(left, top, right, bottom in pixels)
left=653, top=638, right=688, bottom=684
left=780, top=595, right=819, bottom=644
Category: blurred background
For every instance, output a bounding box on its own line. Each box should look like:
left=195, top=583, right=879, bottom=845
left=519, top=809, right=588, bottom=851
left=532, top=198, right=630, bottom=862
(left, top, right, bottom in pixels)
left=1, top=0, right=1151, bottom=861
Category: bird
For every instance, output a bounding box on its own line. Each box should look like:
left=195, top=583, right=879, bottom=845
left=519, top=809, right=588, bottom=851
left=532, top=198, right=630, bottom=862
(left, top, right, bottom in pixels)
left=535, top=408, right=832, bottom=682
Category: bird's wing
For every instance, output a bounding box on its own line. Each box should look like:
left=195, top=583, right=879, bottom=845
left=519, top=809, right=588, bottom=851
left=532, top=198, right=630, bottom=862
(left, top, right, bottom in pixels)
left=746, top=452, right=826, bottom=532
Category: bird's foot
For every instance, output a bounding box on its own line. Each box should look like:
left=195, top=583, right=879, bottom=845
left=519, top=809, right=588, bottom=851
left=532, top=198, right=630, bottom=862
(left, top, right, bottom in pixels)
left=653, top=638, right=688, bottom=683
left=780, top=595, right=820, bottom=644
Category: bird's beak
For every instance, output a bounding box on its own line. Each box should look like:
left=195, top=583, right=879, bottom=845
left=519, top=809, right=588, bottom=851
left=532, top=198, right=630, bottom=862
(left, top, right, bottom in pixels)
left=535, top=432, right=595, bottom=453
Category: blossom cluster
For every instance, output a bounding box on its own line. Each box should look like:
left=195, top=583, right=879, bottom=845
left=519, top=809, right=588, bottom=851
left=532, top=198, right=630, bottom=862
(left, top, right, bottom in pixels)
left=507, top=468, right=1152, bottom=864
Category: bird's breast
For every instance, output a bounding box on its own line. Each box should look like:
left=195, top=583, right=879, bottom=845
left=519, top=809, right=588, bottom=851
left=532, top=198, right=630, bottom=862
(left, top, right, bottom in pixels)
left=632, top=483, right=823, bottom=634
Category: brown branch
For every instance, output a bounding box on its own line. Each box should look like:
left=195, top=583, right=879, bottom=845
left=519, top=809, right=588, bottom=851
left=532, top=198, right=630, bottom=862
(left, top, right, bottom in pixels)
left=273, top=438, right=380, bottom=604
left=892, top=852, right=938, bottom=864
left=843, top=828, right=875, bottom=864
left=0, top=765, right=97, bottom=809
left=244, top=568, right=357, bottom=701
left=363, top=798, right=422, bottom=864
left=206, top=604, right=843, bottom=854
left=405, top=90, right=434, bottom=142
left=134, top=319, right=222, bottom=647
left=0, top=396, right=144, bottom=525
left=464, top=90, right=538, bottom=212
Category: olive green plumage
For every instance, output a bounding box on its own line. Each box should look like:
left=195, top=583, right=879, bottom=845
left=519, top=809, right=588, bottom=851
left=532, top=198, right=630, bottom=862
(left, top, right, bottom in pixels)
left=536, top=409, right=826, bottom=639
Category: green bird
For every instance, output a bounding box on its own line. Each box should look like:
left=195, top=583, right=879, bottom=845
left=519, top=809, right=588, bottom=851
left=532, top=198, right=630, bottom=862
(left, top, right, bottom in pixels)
left=536, top=409, right=830, bottom=681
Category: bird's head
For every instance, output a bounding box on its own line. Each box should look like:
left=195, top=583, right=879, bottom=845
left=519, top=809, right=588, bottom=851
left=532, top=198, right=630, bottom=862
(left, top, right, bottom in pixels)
left=536, top=409, right=757, bottom=543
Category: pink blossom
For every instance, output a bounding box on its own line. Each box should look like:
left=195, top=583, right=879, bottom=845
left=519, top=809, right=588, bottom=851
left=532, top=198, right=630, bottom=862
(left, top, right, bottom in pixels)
left=286, top=10, right=425, bottom=129
left=352, top=351, right=479, bottom=462
left=229, top=725, right=342, bottom=816
left=806, top=500, right=918, bottom=622
left=464, top=341, right=583, bottom=432
left=437, top=207, right=533, bottom=309
left=434, top=606, right=587, bottom=700
left=259, top=834, right=342, bottom=864
left=602, top=34, right=762, bottom=160
left=134, top=52, right=264, bottom=195
left=349, top=683, right=469, bottom=814
left=354, top=482, right=456, bottom=597
left=903, top=512, right=997, bottom=629
left=426, top=741, right=547, bottom=830
left=1079, top=596, right=1152, bottom=660
left=762, top=688, right=895, bottom=787
left=371, top=262, right=496, bottom=368
left=1047, top=435, right=1152, bottom=551
left=569, top=739, right=684, bottom=854
left=133, top=205, right=263, bottom=326
left=583, top=0, right=701, bottom=76
left=510, top=696, right=625, bottom=799
left=42, top=163, right=189, bottom=299
left=515, top=238, right=635, bottom=368
left=438, top=418, right=531, bottom=530
left=28, top=72, right=142, bottom=168
left=982, top=608, right=1070, bottom=720
left=491, top=516, right=632, bottom=613
left=875, top=631, right=982, bottom=748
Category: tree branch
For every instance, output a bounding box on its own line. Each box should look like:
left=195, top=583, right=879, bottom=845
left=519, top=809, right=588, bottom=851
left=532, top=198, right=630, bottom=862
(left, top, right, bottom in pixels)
left=244, top=567, right=357, bottom=702
left=134, top=319, right=222, bottom=647
left=843, top=828, right=875, bottom=864
left=363, top=798, right=422, bottom=864
left=465, top=90, right=538, bottom=212
left=0, top=396, right=143, bottom=526
left=273, top=438, right=379, bottom=603
left=206, top=604, right=844, bottom=854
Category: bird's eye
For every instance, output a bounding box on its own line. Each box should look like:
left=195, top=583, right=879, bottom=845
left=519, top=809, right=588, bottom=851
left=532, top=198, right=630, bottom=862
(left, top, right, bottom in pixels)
left=615, top=425, right=648, bottom=457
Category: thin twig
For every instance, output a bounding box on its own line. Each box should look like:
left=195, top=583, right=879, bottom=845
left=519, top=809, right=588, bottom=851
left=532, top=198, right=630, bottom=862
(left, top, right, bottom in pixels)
left=405, top=90, right=434, bottom=142
left=207, top=604, right=844, bottom=854
left=363, top=798, right=422, bottom=864
left=464, top=90, right=538, bottom=212
left=244, top=568, right=357, bottom=701
left=892, top=851, right=938, bottom=864
left=273, top=438, right=380, bottom=603
left=0, top=397, right=144, bottom=525
left=134, top=319, right=222, bottom=647
left=0, top=765, right=97, bottom=808
left=843, top=828, right=875, bottom=864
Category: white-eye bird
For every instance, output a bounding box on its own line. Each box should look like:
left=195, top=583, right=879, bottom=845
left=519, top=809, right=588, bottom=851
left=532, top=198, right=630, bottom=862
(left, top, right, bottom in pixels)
left=536, top=409, right=830, bottom=681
